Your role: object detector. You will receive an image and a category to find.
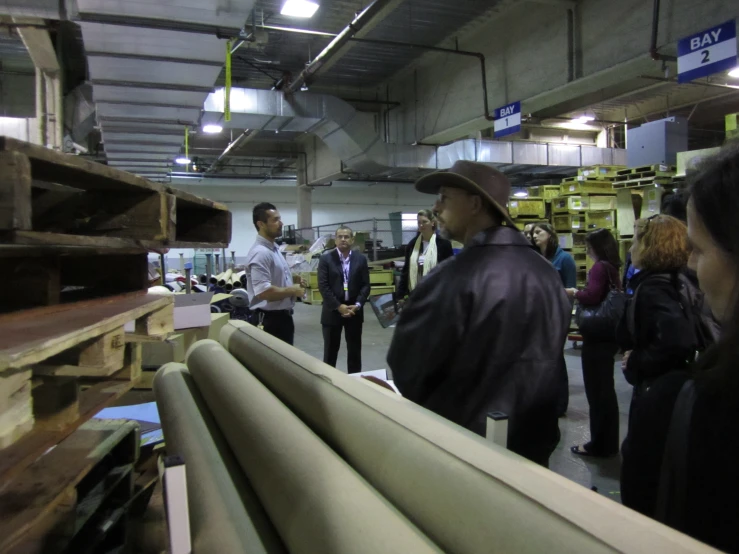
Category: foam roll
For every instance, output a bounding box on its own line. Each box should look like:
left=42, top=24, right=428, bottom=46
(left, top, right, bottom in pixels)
left=185, top=340, right=442, bottom=554
left=220, top=321, right=714, bottom=554
left=153, top=364, right=286, bottom=554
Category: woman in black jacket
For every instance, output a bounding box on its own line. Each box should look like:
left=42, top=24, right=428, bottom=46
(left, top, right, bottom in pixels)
left=617, top=215, right=696, bottom=392
left=397, top=209, right=454, bottom=299
left=620, top=144, right=738, bottom=552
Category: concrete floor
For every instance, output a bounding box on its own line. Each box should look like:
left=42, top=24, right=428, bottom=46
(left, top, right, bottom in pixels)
left=293, top=302, right=632, bottom=502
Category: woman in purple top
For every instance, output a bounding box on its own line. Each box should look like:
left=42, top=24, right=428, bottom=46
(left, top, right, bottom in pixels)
left=565, top=228, right=622, bottom=457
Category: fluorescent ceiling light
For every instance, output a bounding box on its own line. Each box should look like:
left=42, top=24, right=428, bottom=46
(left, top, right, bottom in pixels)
left=573, top=115, right=595, bottom=124
left=513, top=191, right=528, bottom=198
left=175, top=157, right=191, bottom=165
left=729, top=67, right=739, bottom=78
left=281, top=0, right=319, bottom=18
left=203, top=124, right=223, bottom=134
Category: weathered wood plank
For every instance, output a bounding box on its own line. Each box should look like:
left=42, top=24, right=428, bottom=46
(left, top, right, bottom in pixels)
left=0, top=293, right=173, bottom=372
left=0, top=380, right=134, bottom=484
left=0, top=136, right=162, bottom=194
left=0, top=150, right=32, bottom=231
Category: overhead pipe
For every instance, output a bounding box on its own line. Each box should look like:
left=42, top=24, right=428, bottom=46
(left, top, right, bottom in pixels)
left=268, top=25, right=495, bottom=121
left=566, top=8, right=575, bottom=82
left=284, top=0, right=397, bottom=94
left=205, top=129, right=258, bottom=174
left=649, top=0, right=677, bottom=62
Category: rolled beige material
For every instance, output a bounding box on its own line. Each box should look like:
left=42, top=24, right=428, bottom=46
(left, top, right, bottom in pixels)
left=220, top=321, right=716, bottom=554
left=153, top=363, right=286, bottom=554
left=185, top=340, right=441, bottom=554
left=217, top=268, right=233, bottom=287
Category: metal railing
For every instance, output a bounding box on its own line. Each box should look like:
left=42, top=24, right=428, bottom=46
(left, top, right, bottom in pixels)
left=287, top=217, right=417, bottom=262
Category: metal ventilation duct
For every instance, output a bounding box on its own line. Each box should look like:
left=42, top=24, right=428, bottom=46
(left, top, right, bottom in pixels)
left=0, top=0, right=66, bottom=18
left=202, top=88, right=626, bottom=180
left=68, top=0, right=255, bottom=179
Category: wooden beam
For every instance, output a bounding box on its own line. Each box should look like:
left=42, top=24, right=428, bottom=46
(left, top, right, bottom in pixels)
left=0, top=151, right=32, bottom=231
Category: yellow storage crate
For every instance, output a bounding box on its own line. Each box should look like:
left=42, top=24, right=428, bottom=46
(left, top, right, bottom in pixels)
left=301, top=271, right=319, bottom=289
left=553, top=210, right=616, bottom=232
left=528, top=185, right=561, bottom=201
left=560, top=180, right=615, bottom=196
left=578, top=165, right=626, bottom=178
left=572, top=250, right=588, bottom=268
left=553, top=195, right=618, bottom=213
left=304, top=288, right=323, bottom=305
left=508, top=198, right=546, bottom=218
left=369, top=269, right=394, bottom=286
left=370, top=285, right=395, bottom=296
left=559, top=232, right=587, bottom=250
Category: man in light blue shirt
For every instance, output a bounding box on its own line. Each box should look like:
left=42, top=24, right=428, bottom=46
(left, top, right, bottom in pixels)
left=245, top=202, right=305, bottom=345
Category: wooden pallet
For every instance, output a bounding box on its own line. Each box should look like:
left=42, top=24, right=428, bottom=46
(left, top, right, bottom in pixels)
left=0, top=419, right=139, bottom=553
left=0, top=136, right=231, bottom=248
left=0, top=245, right=150, bottom=314
left=0, top=292, right=173, bottom=451
left=578, top=165, right=626, bottom=178
left=613, top=170, right=675, bottom=183
left=612, top=178, right=673, bottom=189
left=561, top=175, right=614, bottom=184
left=615, top=164, right=676, bottom=176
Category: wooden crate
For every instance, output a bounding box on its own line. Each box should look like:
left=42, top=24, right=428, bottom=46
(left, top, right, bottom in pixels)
left=304, top=289, right=323, bottom=305
left=578, top=165, right=626, bottom=178
left=508, top=198, right=546, bottom=218
left=559, top=180, right=615, bottom=196
left=370, top=285, right=395, bottom=296
left=559, top=232, right=587, bottom=250
left=616, top=164, right=676, bottom=176
left=0, top=293, right=173, bottom=450
left=0, top=136, right=231, bottom=248
left=552, top=195, right=617, bottom=213
left=553, top=210, right=616, bottom=232
left=369, top=269, right=394, bottom=286
left=527, top=185, right=561, bottom=201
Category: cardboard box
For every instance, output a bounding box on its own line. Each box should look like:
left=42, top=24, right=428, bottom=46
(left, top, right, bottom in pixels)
left=173, top=292, right=214, bottom=330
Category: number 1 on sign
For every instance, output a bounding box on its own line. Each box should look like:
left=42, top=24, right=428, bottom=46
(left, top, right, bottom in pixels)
left=506, top=118, right=509, bottom=126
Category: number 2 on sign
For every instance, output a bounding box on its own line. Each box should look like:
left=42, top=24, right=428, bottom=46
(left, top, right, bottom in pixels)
left=701, top=50, right=710, bottom=64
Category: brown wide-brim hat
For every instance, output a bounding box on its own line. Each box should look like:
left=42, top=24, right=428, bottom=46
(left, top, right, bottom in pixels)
left=415, top=160, right=518, bottom=229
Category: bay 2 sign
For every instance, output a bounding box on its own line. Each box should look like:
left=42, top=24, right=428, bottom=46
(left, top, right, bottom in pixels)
left=677, top=20, right=737, bottom=84
left=494, top=101, right=521, bottom=138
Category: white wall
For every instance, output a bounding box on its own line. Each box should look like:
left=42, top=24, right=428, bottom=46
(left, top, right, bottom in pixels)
left=167, top=182, right=433, bottom=263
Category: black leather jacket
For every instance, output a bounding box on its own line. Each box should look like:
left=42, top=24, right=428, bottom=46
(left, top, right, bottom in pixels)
left=387, top=226, right=571, bottom=465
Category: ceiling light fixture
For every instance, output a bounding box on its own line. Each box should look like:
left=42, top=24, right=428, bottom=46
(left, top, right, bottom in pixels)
left=281, top=0, right=319, bottom=18
left=203, top=124, right=223, bottom=134
left=573, top=115, right=595, bottom=124
left=728, top=67, right=739, bottom=78
left=175, top=157, right=191, bottom=165
left=513, top=191, right=528, bottom=198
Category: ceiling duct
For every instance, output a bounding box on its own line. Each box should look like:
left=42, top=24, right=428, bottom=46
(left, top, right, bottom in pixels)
left=67, top=0, right=255, bottom=179
left=202, top=87, right=626, bottom=180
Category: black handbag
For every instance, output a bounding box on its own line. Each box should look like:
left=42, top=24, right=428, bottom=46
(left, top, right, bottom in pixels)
left=576, top=265, right=625, bottom=341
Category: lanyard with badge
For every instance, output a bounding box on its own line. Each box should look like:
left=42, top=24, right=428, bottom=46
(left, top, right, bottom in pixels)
left=343, top=255, right=350, bottom=299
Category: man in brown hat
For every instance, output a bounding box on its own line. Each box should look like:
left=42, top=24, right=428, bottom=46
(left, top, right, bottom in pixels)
left=387, top=161, right=571, bottom=467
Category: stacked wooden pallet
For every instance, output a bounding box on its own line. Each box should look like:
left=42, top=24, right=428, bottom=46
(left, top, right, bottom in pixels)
left=0, top=137, right=231, bottom=550
left=612, top=164, right=676, bottom=189
left=509, top=197, right=548, bottom=230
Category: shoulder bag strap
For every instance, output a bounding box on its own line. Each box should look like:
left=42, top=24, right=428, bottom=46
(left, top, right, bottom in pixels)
left=655, top=379, right=696, bottom=528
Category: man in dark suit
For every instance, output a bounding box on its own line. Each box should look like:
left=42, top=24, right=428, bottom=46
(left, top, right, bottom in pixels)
left=318, top=225, right=371, bottom=373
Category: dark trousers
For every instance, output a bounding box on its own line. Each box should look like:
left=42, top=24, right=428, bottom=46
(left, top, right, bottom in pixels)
left=581, top=339, right=620, bottom=455
left=556, top=354, right=569, bottom=416
left=250, top=310, right=294, bottom=346
left=322, top=317, right=363, bottom=373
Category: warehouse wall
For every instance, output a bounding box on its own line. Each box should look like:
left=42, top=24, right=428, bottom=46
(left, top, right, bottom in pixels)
left=382, top=0, right=739, bottom=143
left=166, top=182, right=432, bottom=262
